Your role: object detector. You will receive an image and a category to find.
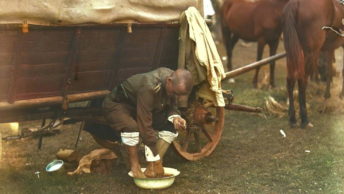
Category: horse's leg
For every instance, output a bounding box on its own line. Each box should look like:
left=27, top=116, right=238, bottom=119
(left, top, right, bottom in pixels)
left=341, top=60, right=344, bottom=99
left=298, top=78, right=309, bottom=128
left=221, top=24, right=232, bottom=71
left=222, top=25, right=239, bottom=71
left=268, top=40, right=279, bottom=88
left=317, top=51, right=327, bottom=82
left=300, top=50, right=317, bottom=128
left=311, top=55, right=320, bottom=82
left=227, top=35, right=239, bottom=71
left=253, top=40, right=265, bottom=88
left=340, top=46, right=344, bottom=99
left=324, top=50, right=334, bottom=99
left=287, top=78, right=297, bottom=127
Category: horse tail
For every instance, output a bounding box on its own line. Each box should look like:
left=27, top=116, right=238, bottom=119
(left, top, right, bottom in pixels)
left=282, top=1, right=304, bottom=79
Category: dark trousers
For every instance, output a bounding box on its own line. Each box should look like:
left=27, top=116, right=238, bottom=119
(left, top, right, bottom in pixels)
left=101, top=95, right=175, bottom=145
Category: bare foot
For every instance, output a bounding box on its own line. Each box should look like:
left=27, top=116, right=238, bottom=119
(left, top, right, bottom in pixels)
left=144, top=160, right=164, bottom=178
left=131, top=167, right=146, bottom=178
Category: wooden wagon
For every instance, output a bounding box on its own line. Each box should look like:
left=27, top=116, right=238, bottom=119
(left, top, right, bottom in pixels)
left=0, top=0, right=285, bottom=161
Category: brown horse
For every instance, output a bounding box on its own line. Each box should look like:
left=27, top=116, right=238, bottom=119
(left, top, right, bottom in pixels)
left=318, top=46, right=344, bottom=99
left=342, top=47, right=344, bottom=98
left=342, top=48, right=344, bottom=98
left=283, top=0, right=344, bottom=128
left=221, top=0, right=289, bottom=87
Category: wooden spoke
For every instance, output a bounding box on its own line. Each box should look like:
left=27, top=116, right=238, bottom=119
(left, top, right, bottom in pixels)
left=193, top=130, right=201, bottom=152
left=173, top=106, right=225, bottom=161
left=182, top=129, right=193, bottom=151
left=200, top=126, right=213, bottom=142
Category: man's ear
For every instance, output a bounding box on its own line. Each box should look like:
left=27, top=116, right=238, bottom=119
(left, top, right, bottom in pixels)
left=166, top=77, right=173, bottom=86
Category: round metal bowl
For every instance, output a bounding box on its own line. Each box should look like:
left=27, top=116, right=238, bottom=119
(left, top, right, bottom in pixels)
left=45, top=160, right=64, bottom=172
left=128, top=167, right=180, bottom=189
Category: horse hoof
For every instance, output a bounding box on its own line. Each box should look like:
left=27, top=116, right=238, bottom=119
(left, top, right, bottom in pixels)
left=270, top=82, right=276, bottom=88
left=324, top=93, right=331, bottom=99
left=269, top=85, right=276, bottom=90
left=300, top=123, right=307, bottom=129
left=289, top=122, right=297, bottom=128
left=300, top=122, right=313, bottom=129
left=228, top=78, right=235, bottom=84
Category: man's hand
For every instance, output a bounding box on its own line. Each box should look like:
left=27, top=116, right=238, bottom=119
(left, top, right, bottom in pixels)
left=173, top=117, right=187, bottom=130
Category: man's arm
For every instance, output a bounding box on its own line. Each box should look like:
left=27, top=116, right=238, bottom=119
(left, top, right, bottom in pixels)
left=136, top=88, right=159, bottom=154
left=167, top=97, right=187, bottom=130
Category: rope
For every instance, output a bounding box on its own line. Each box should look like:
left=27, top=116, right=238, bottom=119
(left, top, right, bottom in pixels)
left=322, top=26, right=344, bottom=37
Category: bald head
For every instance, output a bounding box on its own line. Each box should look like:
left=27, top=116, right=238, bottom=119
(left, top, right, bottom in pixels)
left=165, top=69, right=193, bottom=97
left=171, top=69, right=193, bottom=95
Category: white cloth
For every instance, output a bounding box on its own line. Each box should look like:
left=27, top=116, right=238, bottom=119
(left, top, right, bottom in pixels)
left=203, top=0, right=215, bottom=17
left=67, top=148, right=117, bottom=175
left=158, top=131, right=178, bottom=144
left=167, top=114, right=182, bottom=123
left=121, top=132, right=139, bottom=146
left=178, top=7, right=226, bottom=107
left=144, top=145, right=161, bottom=162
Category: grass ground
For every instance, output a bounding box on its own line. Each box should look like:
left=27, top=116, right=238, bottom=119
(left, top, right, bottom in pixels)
left=0, top=41, right=343, bottom=193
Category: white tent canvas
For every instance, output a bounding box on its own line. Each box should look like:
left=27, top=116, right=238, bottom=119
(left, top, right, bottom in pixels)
left=0, top=0, right=202, bottom=25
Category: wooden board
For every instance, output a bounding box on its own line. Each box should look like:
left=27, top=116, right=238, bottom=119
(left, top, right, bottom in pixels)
left=0, top=24, right=179, bottom=103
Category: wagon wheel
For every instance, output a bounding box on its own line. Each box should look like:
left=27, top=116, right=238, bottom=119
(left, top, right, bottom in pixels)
left=173, top=101, right=225, bottom=161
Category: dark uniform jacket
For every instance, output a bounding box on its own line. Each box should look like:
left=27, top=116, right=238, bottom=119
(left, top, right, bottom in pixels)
left=103, top=67, right=179, bottom=147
